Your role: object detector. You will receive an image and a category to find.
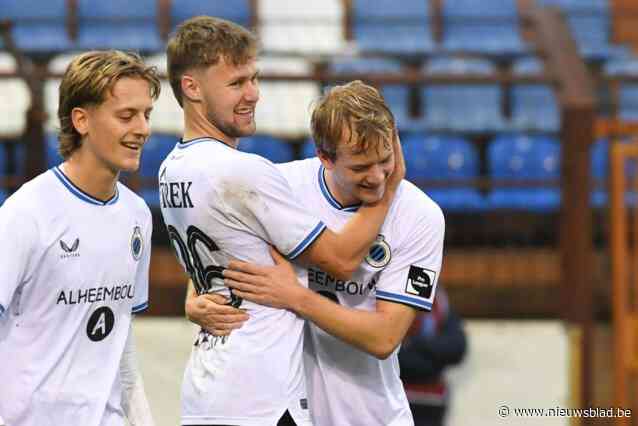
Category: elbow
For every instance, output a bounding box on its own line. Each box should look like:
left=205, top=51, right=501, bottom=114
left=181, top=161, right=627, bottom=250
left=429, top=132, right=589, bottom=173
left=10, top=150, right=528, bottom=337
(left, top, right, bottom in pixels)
left=331, top=259, right=358, bottom=281
left=371, top=340, right=400, bottom=360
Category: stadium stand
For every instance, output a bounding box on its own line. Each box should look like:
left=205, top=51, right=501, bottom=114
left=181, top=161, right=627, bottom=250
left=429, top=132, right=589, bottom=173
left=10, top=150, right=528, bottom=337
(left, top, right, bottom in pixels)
left=351, top=0, right=436, bottom=55
left=442, top=0, right=528, bottom=55
left=511, top=57, right=560, bottom=132
left=422, top=57, right=508, bottom=132
left=0, top=53, right=29, bottom=138
left=0, top=0, right=72, bottom=54
left=486, top=134, right=561, bottom=212
left=404, top=133, right=486, bottom=212
left=76, top=0, right=163, bottom=53
left=254, top=56, right=319, bottom=138
left=258, top=0, right=346, bottom=55
left=238, top=135, right=295, bottom=163
left=170, top=0, right=252, bottom=30
left=139, top=133, right=176, bottom=208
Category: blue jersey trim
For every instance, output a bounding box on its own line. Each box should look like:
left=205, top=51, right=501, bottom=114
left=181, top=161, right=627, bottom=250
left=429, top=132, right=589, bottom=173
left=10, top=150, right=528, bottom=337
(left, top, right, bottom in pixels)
left=317, top=166, right=361, bottom=212
left=376, top=290, right=433, bottom=311
left=288, top=222, right=327, bottom=260
left=132, top=301, right=149, bottom=314
left=177, top=137, right=234, bottom=150
left=52, top=167, right=119, bottom=206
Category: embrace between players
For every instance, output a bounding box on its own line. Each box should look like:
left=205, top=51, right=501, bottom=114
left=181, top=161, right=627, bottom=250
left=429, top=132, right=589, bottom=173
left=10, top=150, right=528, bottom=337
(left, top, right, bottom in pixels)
left=0, top=15, right=444, bottom=426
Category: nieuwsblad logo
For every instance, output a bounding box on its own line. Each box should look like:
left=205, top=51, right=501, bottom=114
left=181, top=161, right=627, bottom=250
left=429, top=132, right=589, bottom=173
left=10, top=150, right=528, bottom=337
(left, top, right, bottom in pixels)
left=59, top=238, right=80, bottom=259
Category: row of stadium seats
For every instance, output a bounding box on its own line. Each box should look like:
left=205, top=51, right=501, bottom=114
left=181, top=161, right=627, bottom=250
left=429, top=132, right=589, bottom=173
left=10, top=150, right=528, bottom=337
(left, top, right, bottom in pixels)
left=5, top=53, right=638, bottom=139
left=0, top=0, right=628, bottom=60
left=0, top=133, right=621, bottom=213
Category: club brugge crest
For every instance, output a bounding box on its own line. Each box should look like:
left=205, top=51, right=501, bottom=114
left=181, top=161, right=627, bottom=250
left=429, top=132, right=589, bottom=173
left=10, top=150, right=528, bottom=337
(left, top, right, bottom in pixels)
left=365, top=235, right=391, bottom=268
left=131, top=226, right=143, bottom=261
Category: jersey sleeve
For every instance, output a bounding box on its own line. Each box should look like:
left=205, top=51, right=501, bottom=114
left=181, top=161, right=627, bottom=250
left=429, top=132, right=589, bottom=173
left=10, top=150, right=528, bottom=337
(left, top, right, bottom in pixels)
left=221, top=156, right=326, bottom=260
left=375, top=201, right=445, bottom=312
left=0, top=200, right=38, bottom=317
left=132, top=208, right=152, bottom=314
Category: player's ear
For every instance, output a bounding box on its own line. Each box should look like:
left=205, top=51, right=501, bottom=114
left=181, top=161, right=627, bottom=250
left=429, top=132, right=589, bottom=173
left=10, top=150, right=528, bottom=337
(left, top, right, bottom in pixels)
left=181, top=73, right=201, bottom=103
left=71, top=107, right=89, bottom=137
left=317, top=149, right=336, bottom=170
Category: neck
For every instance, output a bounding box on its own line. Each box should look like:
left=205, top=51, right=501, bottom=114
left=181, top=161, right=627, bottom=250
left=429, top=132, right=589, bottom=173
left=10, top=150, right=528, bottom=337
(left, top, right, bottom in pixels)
left=182, top=103, right=238, bottom=149
left=62, top=154, right=119, bottom=201
left=323, top=168, right=359, bottom=207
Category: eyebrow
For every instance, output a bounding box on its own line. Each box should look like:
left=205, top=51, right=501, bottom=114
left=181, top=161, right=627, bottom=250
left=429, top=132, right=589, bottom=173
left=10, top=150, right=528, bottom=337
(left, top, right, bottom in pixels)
left=350, top=153, right=393, bottom=168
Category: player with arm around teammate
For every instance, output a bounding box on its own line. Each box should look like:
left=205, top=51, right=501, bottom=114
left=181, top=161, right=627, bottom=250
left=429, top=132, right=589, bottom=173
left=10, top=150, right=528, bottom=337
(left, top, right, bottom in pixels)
left=0, top=51, right=159, bottom=426
left=189, top=81, right=445, bottom=426
left=161, top=17, right=404, bottom=426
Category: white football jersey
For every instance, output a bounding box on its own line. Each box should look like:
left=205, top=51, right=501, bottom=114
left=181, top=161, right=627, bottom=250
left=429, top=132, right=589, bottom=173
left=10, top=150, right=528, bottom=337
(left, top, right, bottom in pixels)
left=159, top=138, right=324, bottom=426
left=0, top=166, right=151, bottom=426
left=277, top=158, right=445, bottom=426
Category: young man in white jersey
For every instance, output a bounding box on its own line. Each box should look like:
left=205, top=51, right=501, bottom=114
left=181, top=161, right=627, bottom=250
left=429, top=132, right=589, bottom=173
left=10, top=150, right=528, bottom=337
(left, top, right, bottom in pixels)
left=189, top=81, right=445, bottom=426
left=0, top=51, right=159, bottom=426
left=162, top=17, right=404, bottom=426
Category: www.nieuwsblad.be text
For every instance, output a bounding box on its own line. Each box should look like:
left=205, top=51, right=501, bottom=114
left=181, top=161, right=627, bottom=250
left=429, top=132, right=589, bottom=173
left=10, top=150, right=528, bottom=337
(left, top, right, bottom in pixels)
left=498, top=405, right=632, bottom=418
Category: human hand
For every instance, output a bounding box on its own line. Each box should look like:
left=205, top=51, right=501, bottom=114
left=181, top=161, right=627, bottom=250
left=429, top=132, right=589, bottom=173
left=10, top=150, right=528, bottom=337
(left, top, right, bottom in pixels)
left=384, top=127, right=405, bottom=196
left=223, top=247, right=305, bottom=310
left=185, top=292, right=249, bottom=336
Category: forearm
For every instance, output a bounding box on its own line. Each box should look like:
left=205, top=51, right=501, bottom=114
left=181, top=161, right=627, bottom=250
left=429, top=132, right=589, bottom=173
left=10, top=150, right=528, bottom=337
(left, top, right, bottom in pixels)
left=293, top=289, right=399, bottom=359
left=120, top=323, right=155, bottom=426
left=312, top=199, right=392, bottom=279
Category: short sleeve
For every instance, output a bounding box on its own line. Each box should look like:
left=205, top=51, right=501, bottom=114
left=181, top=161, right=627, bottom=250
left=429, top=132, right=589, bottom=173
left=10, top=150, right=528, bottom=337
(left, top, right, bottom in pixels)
left=0, top=200, right=38, bottom=317
left=375, top=202, right=445, bottom=312
left=132, top=208, right=152, bottom=314
left=222, top=156, right=326, bottom=260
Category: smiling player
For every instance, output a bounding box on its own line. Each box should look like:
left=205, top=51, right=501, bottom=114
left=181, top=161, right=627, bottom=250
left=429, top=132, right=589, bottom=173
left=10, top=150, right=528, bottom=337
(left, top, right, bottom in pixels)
left=0, top=50, right=159, bottom=426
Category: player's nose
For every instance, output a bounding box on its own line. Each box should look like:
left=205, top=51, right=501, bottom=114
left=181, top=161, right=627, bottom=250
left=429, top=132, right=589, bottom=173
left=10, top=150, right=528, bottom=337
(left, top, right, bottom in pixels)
left=366, top=165, right=386, bottom=185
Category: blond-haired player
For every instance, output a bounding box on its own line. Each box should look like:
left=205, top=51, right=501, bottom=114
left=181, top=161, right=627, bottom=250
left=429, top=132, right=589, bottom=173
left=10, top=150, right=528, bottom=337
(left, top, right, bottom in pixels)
left=160, top=16, right=404, bottom=426
left=0, top=50, right=160, bottom=426
left=191, top=81, right=445, bottom=426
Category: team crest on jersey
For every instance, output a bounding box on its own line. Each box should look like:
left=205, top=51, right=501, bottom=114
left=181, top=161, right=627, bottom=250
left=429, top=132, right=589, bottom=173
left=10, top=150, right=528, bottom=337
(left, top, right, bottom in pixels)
left=365, top=235, right=391, bottom=268
left=131, top=226, right=143, bottom=261
left=59, top=238, right=80, bottom=259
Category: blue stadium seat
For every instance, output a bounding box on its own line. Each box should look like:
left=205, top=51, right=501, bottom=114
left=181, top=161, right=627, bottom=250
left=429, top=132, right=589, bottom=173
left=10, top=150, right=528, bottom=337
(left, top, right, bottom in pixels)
left=0, top=0, right=73, bottom=53
left=511, top=58, right=560, bottom=132
left=46, top=133, right=62, bottom=169
left=329, top=58, right=421, bottom=132
left=301, top=139, right=317, bottom=159
left=590, top=138, right=638, bottom=207
left=591, top=138, right=608, bottom=207
left=352, top=0, right=435, bottom=55
left=76, top=0, right=162, bottom=52
left=605, top=58, right=638, bottom=121
left=537, top=0, right=622, bottom=60
left=239, top=135, right=294, bottom=163
left=139, top=134, right=176, bottom=207
left=442, top=0, right=527, bottom=55
left=404, top=134, right=486, bottom=212
left=487, top=135, right=561, bottom=212
left=171, top=0, right=251, bottom=29
left=422, top=58, right=508, bottom=132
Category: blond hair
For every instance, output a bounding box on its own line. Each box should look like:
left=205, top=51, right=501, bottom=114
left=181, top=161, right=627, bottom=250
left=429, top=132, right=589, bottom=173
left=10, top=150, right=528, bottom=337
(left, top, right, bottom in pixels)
left=57, top=50, right=160, bottom=159
left=167, top=16, right=258, bottom=107
left=311, top=80, right=395, bottom=161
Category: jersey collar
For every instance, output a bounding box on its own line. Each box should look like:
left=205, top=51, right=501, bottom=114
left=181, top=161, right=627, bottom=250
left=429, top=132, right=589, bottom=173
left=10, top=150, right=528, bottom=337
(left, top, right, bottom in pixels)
left=52, top=166, right=119, bottom=206
left=177, top=137, right=234, bottom=150
left=318, top=165, right=361, bottom=212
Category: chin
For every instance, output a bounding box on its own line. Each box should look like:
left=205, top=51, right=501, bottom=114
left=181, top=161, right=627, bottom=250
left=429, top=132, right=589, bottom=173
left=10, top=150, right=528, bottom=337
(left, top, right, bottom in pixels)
left=119, top=160, right=140, bottom=173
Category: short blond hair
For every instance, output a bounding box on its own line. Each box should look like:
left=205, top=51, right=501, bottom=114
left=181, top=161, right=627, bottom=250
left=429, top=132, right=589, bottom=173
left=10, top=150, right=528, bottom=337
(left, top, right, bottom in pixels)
left=311, top=80, right=395, bottom=161
left=57, top=50, right=160, bottom=159
left=167, top=16, right=258, bottom=107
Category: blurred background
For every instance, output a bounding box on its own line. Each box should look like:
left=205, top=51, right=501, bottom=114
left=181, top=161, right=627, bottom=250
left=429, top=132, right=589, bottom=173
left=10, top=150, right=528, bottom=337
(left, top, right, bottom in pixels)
left=2, top=0, right=638, bottom=425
